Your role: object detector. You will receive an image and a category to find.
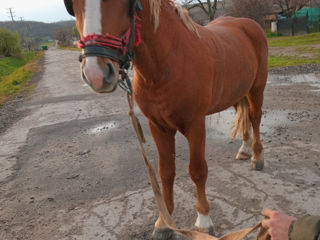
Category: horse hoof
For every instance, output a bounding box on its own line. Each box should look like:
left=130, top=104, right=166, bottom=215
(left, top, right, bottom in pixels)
left=208, top=226, right=214, bottom=236
left=152, top=228, right=174, bottom=240
left=236, top=151, right=251, bottom=160
left=194, top=226, right=214, bottom=236
left=251, top=160, right=264, bottom=171
left=173, top=233, right=189, bottom=240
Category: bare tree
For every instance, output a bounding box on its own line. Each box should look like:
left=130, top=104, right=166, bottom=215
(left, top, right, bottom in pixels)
left=72, top=26, right=80, bottom=40
left=273, top=0, right=309, bottom=17
left=230, top=0, right=272, bottom=27
left=310, top=0, right=320, bottom=7
left=53, top=28, right=72, bottom=46
left=182, top=0, right=219, bottom=21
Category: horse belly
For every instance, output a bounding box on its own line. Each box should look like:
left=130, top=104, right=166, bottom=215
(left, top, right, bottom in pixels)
left=208, top=58, right=256, bottom=114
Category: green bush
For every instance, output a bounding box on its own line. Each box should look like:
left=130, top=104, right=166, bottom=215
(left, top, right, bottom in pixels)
left=0, top=28, right=21, bottom=57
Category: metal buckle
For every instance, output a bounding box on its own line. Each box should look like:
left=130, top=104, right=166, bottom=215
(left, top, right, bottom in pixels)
left=136, top=0, right=143, bottom=11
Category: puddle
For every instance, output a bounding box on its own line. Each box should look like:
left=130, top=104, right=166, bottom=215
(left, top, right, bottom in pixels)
left=310, top=89, right=320, bottom=92
left=288, top=73, right=320, bottom=86
left=268, top=73, right=320, bottom=90
left=88, top=121, right=118, bottom=134
left=206, top=109, right=289, bottom=139
left=206, top=109, right=235, bottom=139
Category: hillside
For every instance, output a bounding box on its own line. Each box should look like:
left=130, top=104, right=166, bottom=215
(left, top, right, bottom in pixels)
left=0, top=20, right=75, bottom=40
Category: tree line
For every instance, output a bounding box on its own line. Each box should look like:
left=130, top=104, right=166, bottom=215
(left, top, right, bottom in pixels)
left=52, top=26, right=79, bottom=46
left=0, top=20, right=77, bottom=50
left=54, top=0, right=320, bottom=45
left=4, top=0, right=318, bottom=50
left=182, top=0, right=320, bottom=27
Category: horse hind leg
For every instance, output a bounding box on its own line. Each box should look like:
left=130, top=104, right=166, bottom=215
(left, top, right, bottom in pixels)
left=247, top=91, right=264, bottom=170
left=233, top=96, right=264, bottom=170
left=245, top=63, right=267, bottom=171
left=233, top=98, right=252, bottom=161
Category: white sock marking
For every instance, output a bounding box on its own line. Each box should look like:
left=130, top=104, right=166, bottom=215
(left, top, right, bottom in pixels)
left=239, top=139, right=251, bottom=154
left=195, top=212, right=213, bottom=229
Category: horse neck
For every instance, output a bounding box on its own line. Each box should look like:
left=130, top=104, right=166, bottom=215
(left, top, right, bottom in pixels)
left=134, top=0, right=194, bottom=84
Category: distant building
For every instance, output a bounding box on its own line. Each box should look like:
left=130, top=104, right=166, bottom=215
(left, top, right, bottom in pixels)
left=263, top=5, right=282, bottom=31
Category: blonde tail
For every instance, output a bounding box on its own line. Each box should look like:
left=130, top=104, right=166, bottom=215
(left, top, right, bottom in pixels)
left=232, top=97, right=251, bottom=139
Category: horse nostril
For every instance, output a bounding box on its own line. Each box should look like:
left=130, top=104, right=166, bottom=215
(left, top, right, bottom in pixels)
left=103, top=63, right=115, bottom=84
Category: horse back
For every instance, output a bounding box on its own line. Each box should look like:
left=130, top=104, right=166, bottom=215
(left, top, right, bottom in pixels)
left=205, top=17, right=267, bottom=54
left=200, top=17, right=268, bottom=113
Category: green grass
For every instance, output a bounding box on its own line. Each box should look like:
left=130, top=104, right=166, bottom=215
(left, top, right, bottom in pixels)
left=59, top=46, right=81, bottom=51
left=0, top=52, right=38, bottom=80
left=0, top=51, right=43, bottom=105
left=268, top=55, right=320, bottom=68
left=265, top=32, right=282, bottom=38
left=268, top=32, right=320, bottom=47
left=41, top=41, right=55, bottom=47
left=296, top=46, right=320, bottom=55
left=267, top=32, right=320, bottom=68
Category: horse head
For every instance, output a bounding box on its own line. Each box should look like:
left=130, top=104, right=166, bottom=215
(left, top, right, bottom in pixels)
left=64, top=0, right=141, bottom=93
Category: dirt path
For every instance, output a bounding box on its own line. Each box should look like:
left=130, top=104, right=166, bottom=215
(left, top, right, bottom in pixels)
left=0, top=48, right=319, bottom=240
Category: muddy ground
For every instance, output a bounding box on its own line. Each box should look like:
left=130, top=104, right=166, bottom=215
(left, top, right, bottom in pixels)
left=0, top=48, right=319, bottom=240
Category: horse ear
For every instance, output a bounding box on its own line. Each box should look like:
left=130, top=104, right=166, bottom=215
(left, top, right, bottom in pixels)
left=64, top=0, right=75, bottom=16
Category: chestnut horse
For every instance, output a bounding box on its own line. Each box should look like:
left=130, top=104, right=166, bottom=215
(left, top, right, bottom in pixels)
left=64, top=0, right=268, bottom=239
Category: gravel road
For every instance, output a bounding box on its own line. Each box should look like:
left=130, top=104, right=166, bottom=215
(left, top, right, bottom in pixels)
left=0, top=48, right=319, bottom=240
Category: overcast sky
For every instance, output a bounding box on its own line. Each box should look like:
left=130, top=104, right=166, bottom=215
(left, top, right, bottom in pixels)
left=0, top=0, right=74, bottom=23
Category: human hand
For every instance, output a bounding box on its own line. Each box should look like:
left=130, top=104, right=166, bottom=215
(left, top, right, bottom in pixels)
left=261, top=208, right=297, bottom=240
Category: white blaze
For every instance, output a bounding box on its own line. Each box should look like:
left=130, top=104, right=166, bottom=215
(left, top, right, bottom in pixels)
left=83, top=0, right=103, bottom=84
left=84, top=0, right=102, bottom=35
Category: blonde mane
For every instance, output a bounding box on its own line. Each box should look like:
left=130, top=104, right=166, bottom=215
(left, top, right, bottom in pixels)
left=148, top=0, right=199, bottom=36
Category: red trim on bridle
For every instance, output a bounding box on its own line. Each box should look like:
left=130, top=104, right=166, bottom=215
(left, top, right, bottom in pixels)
left=77, top=16, right=141, bottom=55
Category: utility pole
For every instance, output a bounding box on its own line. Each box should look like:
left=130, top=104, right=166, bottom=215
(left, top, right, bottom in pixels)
left=19, top=17, right=27, bottom=42
left=7, top=8, right=16, bottom=22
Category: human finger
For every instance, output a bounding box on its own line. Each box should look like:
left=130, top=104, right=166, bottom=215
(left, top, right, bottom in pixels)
left=262, top=208, right=275, bottom=217
left=261, top=218, right=272, bottom=229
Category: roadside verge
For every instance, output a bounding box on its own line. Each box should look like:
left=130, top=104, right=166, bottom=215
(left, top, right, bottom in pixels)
left=0, top=51, right=44, bottom=106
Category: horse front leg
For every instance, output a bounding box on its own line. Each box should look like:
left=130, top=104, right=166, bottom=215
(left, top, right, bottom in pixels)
left=149, top=120, right=177, bottom=240
left=184, top=118, right=214, bottom=235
